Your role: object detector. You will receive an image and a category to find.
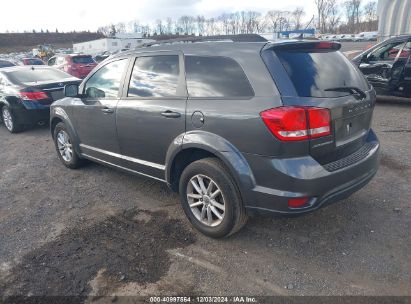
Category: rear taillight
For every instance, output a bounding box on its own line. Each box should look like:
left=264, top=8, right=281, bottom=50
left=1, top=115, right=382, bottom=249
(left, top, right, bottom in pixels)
left=19, top=91, right=48, bottom=101
left=260, top=107, right=331, bottom=141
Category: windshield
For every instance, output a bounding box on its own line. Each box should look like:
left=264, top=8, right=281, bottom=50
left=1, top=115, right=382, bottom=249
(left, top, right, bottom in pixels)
left=275, top=50, right=370, bottom=98
left=72, top=56, right=95, bottom=64
left=7, top=68, right=72, bottom=83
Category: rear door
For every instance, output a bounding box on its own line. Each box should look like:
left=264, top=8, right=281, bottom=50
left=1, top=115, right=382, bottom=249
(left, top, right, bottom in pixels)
left=263, top=42, right=375, bottom=164
left=116, top=52, right=186, bottom=179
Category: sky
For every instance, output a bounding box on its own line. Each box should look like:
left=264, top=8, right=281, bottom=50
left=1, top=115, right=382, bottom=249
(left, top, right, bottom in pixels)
left=0, top=0, right=317, bottom=33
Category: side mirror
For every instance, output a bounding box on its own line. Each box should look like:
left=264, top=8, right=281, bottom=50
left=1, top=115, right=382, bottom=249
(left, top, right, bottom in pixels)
left=362, top=54, right=369, bottom=63
left=64, top=84, right=79, bottom=97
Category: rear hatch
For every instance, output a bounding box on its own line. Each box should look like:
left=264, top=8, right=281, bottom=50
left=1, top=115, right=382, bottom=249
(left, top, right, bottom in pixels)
left=262, top=41, right=376, bottom=165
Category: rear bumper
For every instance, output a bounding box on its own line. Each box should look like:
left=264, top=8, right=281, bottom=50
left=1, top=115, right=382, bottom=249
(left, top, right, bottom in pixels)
left=13, top=107, right=50, bottom=125
left=243, top=130, right=380, bottom=215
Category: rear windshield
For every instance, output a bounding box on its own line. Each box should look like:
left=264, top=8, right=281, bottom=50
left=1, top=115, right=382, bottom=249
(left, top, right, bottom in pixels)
left=0, top=60, right=15, bottom=68
left=7, top=69, right=72, bottom=83
left=275, top=50, right=369, bottom=98
left=72, top=56, right=95, bottom=64
left=24, top=59, right=44, bottom=65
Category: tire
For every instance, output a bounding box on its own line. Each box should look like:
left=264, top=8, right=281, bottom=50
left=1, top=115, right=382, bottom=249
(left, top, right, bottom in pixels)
left=53, top=122, right=84, bottom=169
left=179, top=158, right=248, bottom=238
left=2, top=106, right=23, bottom=133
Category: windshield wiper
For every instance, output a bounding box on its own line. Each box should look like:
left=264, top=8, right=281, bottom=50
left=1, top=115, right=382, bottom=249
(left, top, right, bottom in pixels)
left=324, top=86, right=367, bottom=100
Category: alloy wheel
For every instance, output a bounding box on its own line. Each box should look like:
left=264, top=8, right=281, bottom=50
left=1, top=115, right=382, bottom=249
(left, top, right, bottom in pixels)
left=2, top=108, right=13, bottom=131
left=186, top=174, right=226, bottom=227
left=56, top=130, right=73, bottom=162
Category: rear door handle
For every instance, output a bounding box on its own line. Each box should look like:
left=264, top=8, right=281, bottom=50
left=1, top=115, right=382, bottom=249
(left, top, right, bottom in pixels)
left=161, top=110, right=181, bottom=118
left=101, top=107, right=114, bottom=114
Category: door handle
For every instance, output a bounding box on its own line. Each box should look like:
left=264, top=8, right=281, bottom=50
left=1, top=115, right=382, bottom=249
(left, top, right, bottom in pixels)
left=101, top=107, right=114, bottom=114
left=161, top=110, right=181, bottom=118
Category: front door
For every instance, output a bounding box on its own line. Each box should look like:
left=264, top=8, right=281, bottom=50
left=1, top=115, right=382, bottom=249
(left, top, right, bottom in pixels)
left=116, top=52, right=187, bottom=179
left=359, top=40, right=408, bottom=94
left=73, top=58, right=129, bottom=165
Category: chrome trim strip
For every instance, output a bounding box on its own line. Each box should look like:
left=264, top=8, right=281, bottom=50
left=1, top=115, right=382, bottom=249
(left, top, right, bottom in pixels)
left=80, top=144, right=166, bottom=170
left=81, top=153, right=166, bottom=183
left=43, top=87, right=64, bottom=91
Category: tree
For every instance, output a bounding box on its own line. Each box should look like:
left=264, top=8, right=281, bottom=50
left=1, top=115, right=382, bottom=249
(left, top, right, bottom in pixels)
left=291, top=7, right=305, bottom=30
left=363, top=1, right=377, bottom=31
left=314, top=0, right=327, bottom=32
left=265, top=10, right=291, bottom=33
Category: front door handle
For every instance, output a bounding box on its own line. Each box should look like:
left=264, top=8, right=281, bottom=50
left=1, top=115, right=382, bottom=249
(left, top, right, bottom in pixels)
left=101, top=107, right=114, bottom=114
left=161, top=110, right=181, bottom=118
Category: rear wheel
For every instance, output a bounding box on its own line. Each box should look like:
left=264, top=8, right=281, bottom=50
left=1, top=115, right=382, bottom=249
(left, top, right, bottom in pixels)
left=53, top=122, right=83, bottom=169
left=2, top=106, right=23, bottom=133
left=179, top=158, right=248, bottom=238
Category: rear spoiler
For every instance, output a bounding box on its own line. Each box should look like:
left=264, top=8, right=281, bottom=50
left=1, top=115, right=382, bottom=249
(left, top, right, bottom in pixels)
left=263, top=41, right=341, bottom=51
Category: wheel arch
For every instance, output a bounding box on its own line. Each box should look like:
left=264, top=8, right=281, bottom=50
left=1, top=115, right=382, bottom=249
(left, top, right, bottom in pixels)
left=50, top=107, right=81, bottom=155
left=166, top=131, right=256, bottom=203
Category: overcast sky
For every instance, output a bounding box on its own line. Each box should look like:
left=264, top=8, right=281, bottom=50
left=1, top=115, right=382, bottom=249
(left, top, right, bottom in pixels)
left=1, top=0, right=317, bottom=32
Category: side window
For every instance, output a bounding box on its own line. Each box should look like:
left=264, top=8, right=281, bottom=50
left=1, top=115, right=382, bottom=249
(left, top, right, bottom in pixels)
left=185, top=56, right=254, bottom=98
left=48, top=57, right=56, bottom=66
left=398, top=42, right=411, bottom=59
left=368, top=42, right=406, bottom=61
left=85, top=59, right=127, bottom=99
left=127, top=55, right=180, bottom=98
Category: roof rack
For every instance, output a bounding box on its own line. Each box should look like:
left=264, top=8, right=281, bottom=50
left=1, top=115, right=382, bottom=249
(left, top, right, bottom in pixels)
left=140, top=34, right=268, bottom=48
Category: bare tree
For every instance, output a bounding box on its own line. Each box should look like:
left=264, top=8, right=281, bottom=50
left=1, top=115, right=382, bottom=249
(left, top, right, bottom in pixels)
left=196, top=15, right=206, bottom=35
left=265, top=10, right=291, bottom=33
left=314, top=0, right=327, bottom=32
left=363, top=1, right=377, bottom=31
left=291, top=7, right=305, bottom=30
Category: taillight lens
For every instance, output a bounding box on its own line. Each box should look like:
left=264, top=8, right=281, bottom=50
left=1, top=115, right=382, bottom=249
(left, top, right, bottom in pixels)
left=260, top=107, right=331, bottom=141
left=19, top=91, right=49, bottom=101
left=307, top=107, right=331, bottom=138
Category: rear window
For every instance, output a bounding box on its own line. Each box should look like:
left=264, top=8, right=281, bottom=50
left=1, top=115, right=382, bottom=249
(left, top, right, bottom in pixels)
left=0, top=60, right=15, bottom=68
left=275, top=50, right=369, bottom=98
left=24, top=59, right=44, bottom=65
left=72, top=56, right=95, bottom=64
left=185, top=56, right=254, bottom=98
left=7, top=69, right=72, bottom=83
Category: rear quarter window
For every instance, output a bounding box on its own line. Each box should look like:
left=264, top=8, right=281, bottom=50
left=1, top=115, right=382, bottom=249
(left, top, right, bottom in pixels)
left=185, top=56, right=254, bottom=98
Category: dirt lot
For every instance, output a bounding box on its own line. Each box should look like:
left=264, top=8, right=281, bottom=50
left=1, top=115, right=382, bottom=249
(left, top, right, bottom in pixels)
left=0, top=98, right=410, bottom=298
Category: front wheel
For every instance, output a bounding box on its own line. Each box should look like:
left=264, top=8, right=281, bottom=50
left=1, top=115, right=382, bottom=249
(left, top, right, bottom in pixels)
left=53, top=122, right=84, bottom=169
left=179, top=158, right=248, bottom=238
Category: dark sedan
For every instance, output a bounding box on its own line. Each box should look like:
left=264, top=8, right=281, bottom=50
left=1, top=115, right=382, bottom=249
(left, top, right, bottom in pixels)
left=0, top=66, right=80, bottom=133
left=352, top=35, right=411, bottom=97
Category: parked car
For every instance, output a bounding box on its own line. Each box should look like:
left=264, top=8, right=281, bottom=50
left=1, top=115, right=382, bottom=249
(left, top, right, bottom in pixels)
left=47, top=54, right=97, bottom=79
left=20, top=58, right=45, bottom=66
left=0, top=60, right=16, bottom=68
left=352, top=35, right=411, bottom=97
left=94, top=52, right=110, bottom=63
left=0, top=66, right=80, bottom=133
left=50, top=39, right=379, bottom=238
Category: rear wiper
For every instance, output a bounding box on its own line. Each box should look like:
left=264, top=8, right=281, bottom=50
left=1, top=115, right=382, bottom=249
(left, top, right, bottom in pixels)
left=324, top=86, right=367, bottom=100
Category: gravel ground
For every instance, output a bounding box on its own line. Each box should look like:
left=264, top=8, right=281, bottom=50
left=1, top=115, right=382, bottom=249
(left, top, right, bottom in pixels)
left=0, top=97, right=410, bottom=297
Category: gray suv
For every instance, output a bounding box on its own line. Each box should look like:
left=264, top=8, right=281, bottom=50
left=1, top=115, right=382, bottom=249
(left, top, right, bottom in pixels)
left=50, top=39, right=380, bottom=238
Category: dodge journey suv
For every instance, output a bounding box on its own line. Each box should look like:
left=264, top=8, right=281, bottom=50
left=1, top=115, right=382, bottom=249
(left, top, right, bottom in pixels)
left=50, top=38, right=379, bottom=238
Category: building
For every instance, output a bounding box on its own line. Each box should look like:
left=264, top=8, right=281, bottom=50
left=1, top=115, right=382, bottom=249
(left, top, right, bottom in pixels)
left=73, top=34, right=155, bottom=55
left=378, top=0, right=411, bottom=39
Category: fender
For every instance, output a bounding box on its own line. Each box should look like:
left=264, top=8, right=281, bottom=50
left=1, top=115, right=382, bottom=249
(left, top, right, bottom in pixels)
left=50, top=106, right=82, bottom=155
left=165, top=130, right=257, bottom=204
